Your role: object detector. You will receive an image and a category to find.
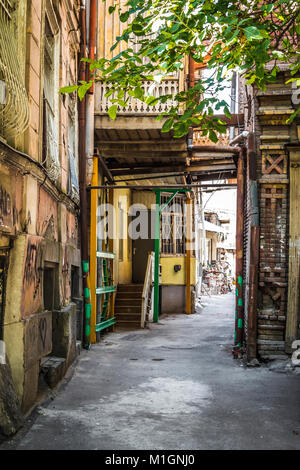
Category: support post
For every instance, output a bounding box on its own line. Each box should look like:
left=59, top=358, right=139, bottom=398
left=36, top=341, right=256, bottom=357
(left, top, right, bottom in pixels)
left=186, top=196, right=192, bottom=314
left=286, top=147, right=300, bottom=351
left=90, top=157, right=98, bottom=343
left=247, top=226, right=259, bottom=360
left=108, top=188, right=115, bottom=331
left=153, top=190, right=160, bottom=323
left=78, top=2, right=90, bottom=349
left=234, top=149, right=244, bottom=351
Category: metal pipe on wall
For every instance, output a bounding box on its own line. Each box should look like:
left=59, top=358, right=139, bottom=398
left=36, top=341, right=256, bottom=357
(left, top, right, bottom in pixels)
left=87, top=0, right=98, bottom=343
left=79, top=0, right=91, bottom=349
left=85, top=0, right=97, bottom=186
left=186, top=196, right=192, bottom=314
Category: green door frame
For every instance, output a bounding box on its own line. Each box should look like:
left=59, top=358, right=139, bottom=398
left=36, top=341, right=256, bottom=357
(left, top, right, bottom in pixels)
left=152, top=188, right=191, bottom=323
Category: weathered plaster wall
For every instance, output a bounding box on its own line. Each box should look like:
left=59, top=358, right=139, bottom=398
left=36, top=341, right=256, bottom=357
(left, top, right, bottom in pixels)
left=244, top=68, right=300, bottom=357
left=161, top=285, right=194, bottom=314
left=0, top=0, right=81, bottom=413
left=160, top=256, right=196, bottom=286
left=113, top=188, right=132, bottom=285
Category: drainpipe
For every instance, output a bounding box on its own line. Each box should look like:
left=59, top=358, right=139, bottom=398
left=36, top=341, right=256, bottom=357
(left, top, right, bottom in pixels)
left=186, top=195, right=192, bottom=314
left=229, top=131, right=249, bottom=147
left=87, top=0, right=98, bottom=343
left=199, top=187, right=207, bottom=267
left=86, top=0, right=97, bottom=186
left=78, top=0, right=91, bottom=349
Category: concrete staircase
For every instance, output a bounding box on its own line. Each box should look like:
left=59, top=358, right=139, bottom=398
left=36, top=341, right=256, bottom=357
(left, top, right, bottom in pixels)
left=115, top=284, right=143, bottom=328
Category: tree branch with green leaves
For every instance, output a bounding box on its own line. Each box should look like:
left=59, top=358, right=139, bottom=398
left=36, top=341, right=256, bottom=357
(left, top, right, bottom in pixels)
left=60, top=0, right=300, bottom=140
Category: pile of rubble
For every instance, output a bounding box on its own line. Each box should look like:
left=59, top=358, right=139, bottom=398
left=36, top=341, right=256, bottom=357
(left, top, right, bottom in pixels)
left=201, top=261, right=233, bottom=296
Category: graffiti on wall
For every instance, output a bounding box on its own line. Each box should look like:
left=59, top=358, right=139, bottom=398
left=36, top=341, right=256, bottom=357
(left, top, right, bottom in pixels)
left=61, top=245, right=70, bottom=304
left=36, top=187, right=58, bottom=240
left=0, top=181, right=21, bottom=233
left=22, top=237, right=43, bottom=316
left=24, top=311, right=52, bottom=370
left=66, top=210, right=78, bottom=246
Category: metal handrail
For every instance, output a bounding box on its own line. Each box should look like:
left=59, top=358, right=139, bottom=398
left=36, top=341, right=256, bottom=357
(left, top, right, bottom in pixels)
left=141, top=251, right=154, bottom=328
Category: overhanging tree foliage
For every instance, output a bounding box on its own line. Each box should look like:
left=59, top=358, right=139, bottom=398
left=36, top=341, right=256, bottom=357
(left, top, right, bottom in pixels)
left=61, top=0, right=300, bottom=140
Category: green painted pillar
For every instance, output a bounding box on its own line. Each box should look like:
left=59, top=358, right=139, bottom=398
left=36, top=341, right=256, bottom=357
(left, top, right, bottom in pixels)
left=153, top=190, right=160, bottom=323
left=82, top=260, right=91, bottom=349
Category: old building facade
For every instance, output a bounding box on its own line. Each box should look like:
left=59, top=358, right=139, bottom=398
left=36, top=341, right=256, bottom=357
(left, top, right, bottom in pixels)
left=0, top=0, right=81, bottom=413
left=0, top=1, right=299, bottom=434
left=241, top=67, right=300, bottom=359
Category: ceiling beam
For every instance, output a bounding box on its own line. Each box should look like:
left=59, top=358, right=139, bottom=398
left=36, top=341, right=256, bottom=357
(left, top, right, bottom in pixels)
left=96, top=142, right=187, bottom=151
left=110, top=163, right=236, bottom=176
left=89, top=184, right=237, bottom=190
left=101, top=152, right=188, bottom=160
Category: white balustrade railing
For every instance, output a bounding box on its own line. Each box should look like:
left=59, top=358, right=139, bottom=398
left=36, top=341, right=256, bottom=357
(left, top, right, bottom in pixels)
left=141, top=251, right=154, bottom=328
left=193, top=127, right=230, bottom=146
left=96, top=79, right=179, bottom=115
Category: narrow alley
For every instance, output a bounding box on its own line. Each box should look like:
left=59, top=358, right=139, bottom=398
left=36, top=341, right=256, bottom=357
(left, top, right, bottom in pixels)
left=3, top=293, right=300, bottom=451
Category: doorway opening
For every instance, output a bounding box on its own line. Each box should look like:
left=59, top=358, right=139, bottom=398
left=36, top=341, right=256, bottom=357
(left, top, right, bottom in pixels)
left=198, top=188, right=237, bottom=298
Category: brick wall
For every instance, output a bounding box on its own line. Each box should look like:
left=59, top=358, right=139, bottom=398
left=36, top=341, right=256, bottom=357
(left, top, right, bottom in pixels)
left=246, top=69, right=295, bottom=358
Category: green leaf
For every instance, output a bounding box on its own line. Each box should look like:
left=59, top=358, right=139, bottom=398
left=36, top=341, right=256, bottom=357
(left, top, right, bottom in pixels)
left=146, top=96, right=161, bottom=106
left=173, top=121, right=189, bottom=138
left=133, top=86, right=143, bottom=99
left=109, top=5, right=116, bottom=14
left=286, top=108, right=300, bottom=124
left=108, top=105, right=118, bottom=120
left=120, top=11, right=130, bottom=22
left=209, top=130, right=218, bottom=143
left=161, top=118, right=174, bottom=133
left=59, top=85, right=79, bottom=94
left=132, top=21, right=144, bottom=36
left=224, top=107, right=232, bottom=119
left=244, top=26, right=264, bottom=40
left=78, top=82, right=92, bottom=100
left=246, top=75, right=257, bottom=85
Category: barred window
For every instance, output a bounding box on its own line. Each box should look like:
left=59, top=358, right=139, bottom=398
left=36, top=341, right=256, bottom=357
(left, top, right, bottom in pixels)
left=67, top=91, right=79, bottom=203
left=0, top=0, right=29, bottom=140
left=118, top=202, right=124, bottom=262
left=161, top=194, right=186, bottom=255
left=42, top=14, right=60, bottom=182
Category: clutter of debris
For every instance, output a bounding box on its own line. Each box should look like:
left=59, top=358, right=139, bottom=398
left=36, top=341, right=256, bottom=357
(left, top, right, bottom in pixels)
left=201, top=261, right=233, bottom=296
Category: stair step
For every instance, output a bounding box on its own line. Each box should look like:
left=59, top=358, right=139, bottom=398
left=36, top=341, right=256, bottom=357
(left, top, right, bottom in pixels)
left=115, top=305, right=141, bottom=314
left=116, top=292, right=143, bottom=299
left=258, top=325, right=285, bottom=330
left=118, top=284, right=143, bottom=293
left=116, top=299, right=142, bottom=306
left=116, top=313, right=141, bottom=321
left=116, top=320, right=141, bottom=328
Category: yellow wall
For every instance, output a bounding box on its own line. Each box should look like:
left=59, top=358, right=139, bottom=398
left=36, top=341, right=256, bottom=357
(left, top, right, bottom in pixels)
left=160, top=256, right=196, bottom=286
left=198, top=230, right=218, bottom=264
left=4, top=235, right=27, bottom=401
left=132, top=190, right=156, bottom=209
left=113, top=188, right=132, bottom=284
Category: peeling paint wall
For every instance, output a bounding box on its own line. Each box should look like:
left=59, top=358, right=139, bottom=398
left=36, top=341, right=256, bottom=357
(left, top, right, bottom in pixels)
left=0, top=0, right=81, bottom=412
left=244, top=68, right=300, bottom=358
